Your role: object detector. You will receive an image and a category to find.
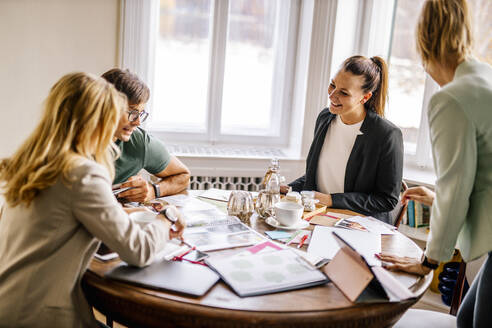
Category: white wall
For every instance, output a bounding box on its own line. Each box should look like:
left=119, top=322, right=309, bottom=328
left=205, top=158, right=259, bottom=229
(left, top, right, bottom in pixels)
left=0, top=0, right=119, bottom=158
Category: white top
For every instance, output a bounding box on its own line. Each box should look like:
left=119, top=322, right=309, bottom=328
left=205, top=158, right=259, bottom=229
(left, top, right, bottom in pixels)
left=316, top=115, right=363, bottom=194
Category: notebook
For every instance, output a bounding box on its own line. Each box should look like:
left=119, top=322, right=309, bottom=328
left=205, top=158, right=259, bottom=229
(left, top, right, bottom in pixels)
left=206, top=249, right=329, bottom=297
left=105, top=260, right=220, bottom=297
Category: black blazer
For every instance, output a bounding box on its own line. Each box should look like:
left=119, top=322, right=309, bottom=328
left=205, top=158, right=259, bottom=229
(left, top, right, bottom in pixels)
left=290, top=108, right=403, bottom=223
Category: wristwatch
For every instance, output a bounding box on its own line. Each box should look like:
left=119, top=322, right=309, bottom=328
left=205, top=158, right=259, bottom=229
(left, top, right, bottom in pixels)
left=152, top=182, right=161, bottom=198
left=422, top=256, right=439, bottom=270
left=159, top=207, right=178, bottom=224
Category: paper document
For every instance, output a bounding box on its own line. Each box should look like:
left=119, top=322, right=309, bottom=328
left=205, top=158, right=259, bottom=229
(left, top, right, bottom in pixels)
left=334, top=218, right=369, bottom=232
left=334, top=229, right=381, bottom=266
left=160, top=194, right=216, bottom=211
left=307, top=226, right=342, bottom=260
left=183, top=216, right=265, bottom=251
left=308, top=226, right=381, bottom=266
left=154, top=239, right=189, bottom=262
left=198, top=188, right=232, bottom=202
left=184, top=210, right=234, bottom=227
left=236, top=241, right=285, bottom=257
left=264, top=230, right=292, bottom=240
left=371, top=266, right=416, bottom=301
left=309, top=215, right=339, bottom=227
left=324, top=211, right=355, bottom=220
left=347, top=216, right=396, bottom=235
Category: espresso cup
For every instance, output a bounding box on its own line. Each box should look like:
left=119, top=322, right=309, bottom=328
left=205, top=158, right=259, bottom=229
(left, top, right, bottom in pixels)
left=274, top=201, right=304, bottom=227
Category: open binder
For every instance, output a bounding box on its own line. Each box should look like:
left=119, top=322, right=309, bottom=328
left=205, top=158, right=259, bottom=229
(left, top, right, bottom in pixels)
left=323, top=231, right=417, bottom=303
left=206, top=249, right=329, bottom=297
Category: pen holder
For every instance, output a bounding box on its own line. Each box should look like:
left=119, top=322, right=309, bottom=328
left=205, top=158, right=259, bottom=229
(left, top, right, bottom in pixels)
left=227, top=191, right=254, bottom=225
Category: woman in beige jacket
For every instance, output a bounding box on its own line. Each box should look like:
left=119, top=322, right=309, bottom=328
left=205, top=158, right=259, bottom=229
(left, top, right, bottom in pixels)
left=0, top=72, right=185, bottom=327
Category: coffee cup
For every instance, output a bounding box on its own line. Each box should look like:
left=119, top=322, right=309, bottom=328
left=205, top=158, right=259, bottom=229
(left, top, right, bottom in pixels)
left=274, top=201, right=304, bottom=227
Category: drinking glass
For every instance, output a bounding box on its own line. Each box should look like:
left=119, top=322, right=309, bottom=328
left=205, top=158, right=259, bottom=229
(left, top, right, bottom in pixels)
left=255, top=189, right=280, bottom=218
left=227, top=191, right=255, bottom=225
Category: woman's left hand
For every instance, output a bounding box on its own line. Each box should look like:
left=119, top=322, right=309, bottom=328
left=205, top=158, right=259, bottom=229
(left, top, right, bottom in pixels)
left=378, top=254, right=432, bottom=276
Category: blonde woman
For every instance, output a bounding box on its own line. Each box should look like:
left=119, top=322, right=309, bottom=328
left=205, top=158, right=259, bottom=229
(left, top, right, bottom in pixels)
left=0, top=73, right=185, bottom=327
left=380, top=0, right=492, bottom=326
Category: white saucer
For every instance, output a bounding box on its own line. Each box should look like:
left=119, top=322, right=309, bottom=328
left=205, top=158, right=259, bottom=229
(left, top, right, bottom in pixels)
left=265, top=216, right=309, bottom=230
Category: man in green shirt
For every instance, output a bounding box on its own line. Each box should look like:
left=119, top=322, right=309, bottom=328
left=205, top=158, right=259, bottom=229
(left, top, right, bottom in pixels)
left=102, top=68, right=190, bottom=202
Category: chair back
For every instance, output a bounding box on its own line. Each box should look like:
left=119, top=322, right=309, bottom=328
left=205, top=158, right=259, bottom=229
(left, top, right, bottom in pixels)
left=450, top=260, right=467, bottom=315
left=390, top=180, right=408, bottom=227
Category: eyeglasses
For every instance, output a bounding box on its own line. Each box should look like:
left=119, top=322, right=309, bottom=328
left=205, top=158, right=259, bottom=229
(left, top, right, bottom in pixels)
left=127, top=109, right=149, bottom=123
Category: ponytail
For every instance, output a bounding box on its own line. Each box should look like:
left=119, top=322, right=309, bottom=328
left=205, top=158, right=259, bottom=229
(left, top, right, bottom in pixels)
left=342, top=55, right=389, bottom=117
left=367, top=56, right=388, bottom=117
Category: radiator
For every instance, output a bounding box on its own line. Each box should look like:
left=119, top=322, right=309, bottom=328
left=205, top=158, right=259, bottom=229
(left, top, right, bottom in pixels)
left=189, top=176, right=263, bottom=192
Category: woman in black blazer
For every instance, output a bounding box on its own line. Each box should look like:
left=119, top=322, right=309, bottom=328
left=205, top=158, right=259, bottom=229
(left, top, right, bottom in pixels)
left=288, top=56, right=403, bottom=223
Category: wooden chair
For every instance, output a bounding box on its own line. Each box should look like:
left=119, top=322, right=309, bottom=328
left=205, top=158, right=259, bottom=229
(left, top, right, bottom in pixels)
left=390, top=180, right=408, bottom=228
left=449, top=260, right=467, bottom=315
left=393, top=180, right=467, bottom=326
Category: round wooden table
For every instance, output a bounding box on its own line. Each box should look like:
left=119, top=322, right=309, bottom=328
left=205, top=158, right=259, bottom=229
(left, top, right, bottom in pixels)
left=82, top=209, right=432, bottom=328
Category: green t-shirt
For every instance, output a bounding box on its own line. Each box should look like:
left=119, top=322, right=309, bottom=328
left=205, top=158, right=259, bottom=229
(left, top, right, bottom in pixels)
left=114, top=127, right=171, bottom=184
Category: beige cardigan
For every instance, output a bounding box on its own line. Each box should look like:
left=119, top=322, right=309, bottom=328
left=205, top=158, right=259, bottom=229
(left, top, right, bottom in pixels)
left=0, top=159, right=169, bottom=327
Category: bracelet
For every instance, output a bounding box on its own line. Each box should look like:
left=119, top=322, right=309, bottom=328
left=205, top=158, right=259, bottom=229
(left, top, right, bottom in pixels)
left=152, top=183, right=160, bottom=198
left=422, top=256, right=439, bottom=270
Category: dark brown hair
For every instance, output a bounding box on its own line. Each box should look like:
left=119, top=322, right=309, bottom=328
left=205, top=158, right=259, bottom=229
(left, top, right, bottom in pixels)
left=341, top=55, right=389, bottom=117
left=101, top=68, right=150, bottom=106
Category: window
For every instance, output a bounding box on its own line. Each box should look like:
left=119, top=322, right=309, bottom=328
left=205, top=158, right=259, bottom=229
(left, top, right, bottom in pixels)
left=369, top=0, right=492, bottom=168
left=386, top=0, right=435, bottom=167
left=150, top=0, right=299, bottom=146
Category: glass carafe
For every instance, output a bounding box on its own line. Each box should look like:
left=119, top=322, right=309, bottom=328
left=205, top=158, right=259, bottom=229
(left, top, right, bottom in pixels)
left=256, top=158, right=282, bottom=218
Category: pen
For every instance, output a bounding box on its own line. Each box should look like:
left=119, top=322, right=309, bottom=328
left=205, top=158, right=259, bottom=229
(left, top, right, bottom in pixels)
left=180, top=238, right=194, bottom=248
left=297, top=234, right=308, bottom=249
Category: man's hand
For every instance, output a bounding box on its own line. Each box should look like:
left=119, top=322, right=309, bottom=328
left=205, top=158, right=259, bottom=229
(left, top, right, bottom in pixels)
left=118, top=176, right=155, bottom=203
left=401, top=186, right=435, bottom=207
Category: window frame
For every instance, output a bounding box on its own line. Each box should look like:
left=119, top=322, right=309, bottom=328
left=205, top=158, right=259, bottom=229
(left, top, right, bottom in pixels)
left=356, top=0, right=436, bottom=169
left=121, top=0, right=301, bottom=148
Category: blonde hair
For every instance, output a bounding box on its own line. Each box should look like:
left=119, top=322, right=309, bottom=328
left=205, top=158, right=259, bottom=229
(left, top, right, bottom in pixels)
left=0, top=72, right=126, bottom=207
left=416, top=0, right=473, bottom=66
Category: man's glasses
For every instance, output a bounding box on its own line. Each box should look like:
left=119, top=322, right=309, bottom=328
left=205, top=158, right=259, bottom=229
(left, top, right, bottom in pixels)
left=127, top=109, right=149, bottom=123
